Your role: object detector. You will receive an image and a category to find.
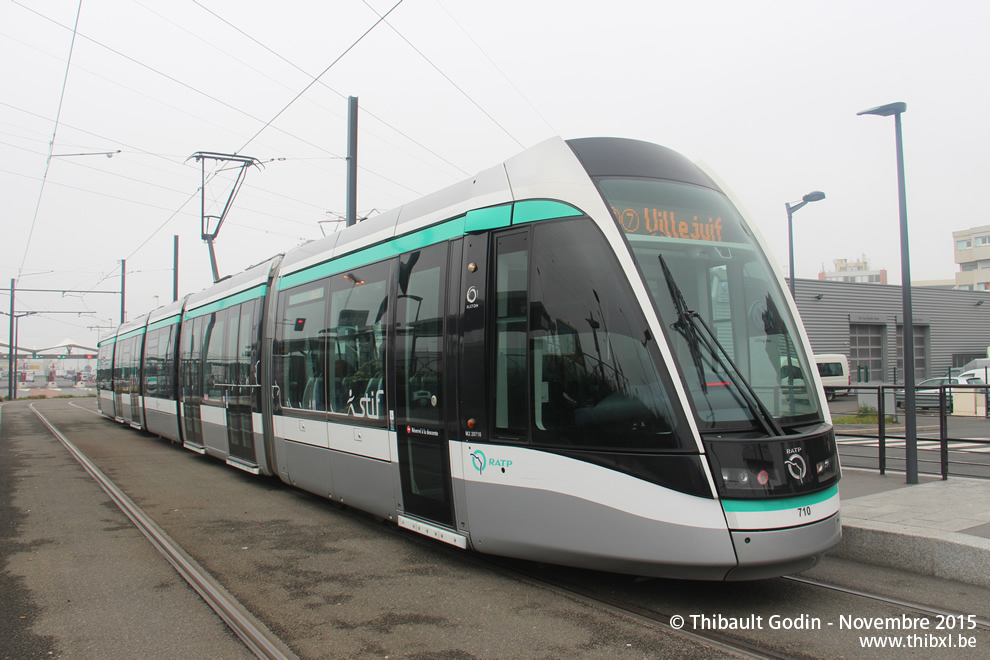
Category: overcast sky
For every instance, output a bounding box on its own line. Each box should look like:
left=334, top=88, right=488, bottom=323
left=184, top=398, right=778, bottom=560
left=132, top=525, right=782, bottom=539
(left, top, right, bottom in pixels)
left=2, top=0, right=988, bottom=350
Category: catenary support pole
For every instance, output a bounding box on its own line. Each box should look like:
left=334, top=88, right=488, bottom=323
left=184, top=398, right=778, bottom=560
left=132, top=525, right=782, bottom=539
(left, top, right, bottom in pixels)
left=173, top=235, right=179, bottom=302
left=120, top=259, right=126, bottom=324
left=7, top=279, right=13, bottom=400
left=346, top=96, right=358, bottom=227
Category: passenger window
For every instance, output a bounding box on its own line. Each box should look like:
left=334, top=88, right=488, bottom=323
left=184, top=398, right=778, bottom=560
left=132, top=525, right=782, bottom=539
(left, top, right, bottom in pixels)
left=204, top=310, right=227, bottom=402
left=396, top=246, right=444, bottom=426
left=180, top=316, right=204, bottom=402
left=144, top=328, right=161, bottom=397
left=275, top=280, right=329, bottom=411
left=327, top=261, right=390, bottom=421
left=493, top=232, right=529, bottom=437
left=161, top=325, right=176, bottom=399
left=528, top=219, right=683, bottom=450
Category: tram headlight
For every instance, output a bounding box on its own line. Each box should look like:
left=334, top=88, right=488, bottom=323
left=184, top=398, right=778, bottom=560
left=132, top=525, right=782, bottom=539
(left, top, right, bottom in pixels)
left=815, top=458, right=837, bottom=481
left=720, top=468, right=750, bottom=485
left=720, top=467, right=780, bottom=490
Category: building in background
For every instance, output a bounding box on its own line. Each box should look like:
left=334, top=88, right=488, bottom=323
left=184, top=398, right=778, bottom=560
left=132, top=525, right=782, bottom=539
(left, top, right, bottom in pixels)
left=818, top=256, right=887, bottom=284
left=953, top=225, right=990, bottom=291
left=793, top=278, right=990, bottom=386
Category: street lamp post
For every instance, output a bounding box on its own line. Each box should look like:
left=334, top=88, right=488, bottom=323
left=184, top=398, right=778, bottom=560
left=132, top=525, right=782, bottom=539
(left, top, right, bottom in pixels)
left=786, top=191, right=826, bottom=299
left=858, top=101, right=917, bottom=484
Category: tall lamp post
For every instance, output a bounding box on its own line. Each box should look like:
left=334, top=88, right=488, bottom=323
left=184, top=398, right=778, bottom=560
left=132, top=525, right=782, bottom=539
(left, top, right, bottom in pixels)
left=858, top=101, right=917, bottom=484
left=786, top=191, right=826, bottom=299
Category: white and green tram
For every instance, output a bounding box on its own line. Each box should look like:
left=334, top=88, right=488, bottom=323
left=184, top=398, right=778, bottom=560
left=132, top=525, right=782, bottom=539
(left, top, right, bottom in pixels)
left=97, top=136, right=841, bottom=580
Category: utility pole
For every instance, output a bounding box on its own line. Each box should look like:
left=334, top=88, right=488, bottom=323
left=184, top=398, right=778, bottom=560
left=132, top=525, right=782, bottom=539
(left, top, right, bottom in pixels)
left=173, top=235, right=179, bottom=302
left=121, top=259, right=126, bottom=324
left=346, top=96, right=358, bottom=227
left=7, top=279, right=13, bottom=400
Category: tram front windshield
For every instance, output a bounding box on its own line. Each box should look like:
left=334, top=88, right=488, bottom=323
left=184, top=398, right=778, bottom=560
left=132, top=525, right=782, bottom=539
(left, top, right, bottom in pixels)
left=597, top=177, right=822, bottom=430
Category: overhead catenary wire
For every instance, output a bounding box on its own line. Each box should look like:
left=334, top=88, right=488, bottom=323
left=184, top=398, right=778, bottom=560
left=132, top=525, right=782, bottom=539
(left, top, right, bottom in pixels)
left=361, top=0, right=525, bottom=150
left=2, top=27, right=430, bottom=198
left=12, top=2, right=348, bottom=163
left=17, top=0, right=83, bottom=281
left=2, top=2, right=555, bottom=345
left=7, top=1, right=456, bottom=238
left=435, top=0, right=558, bottom=136
left=1, top=21, right=414, bottom=293
left=135, top=0, right=462, bottom=181
left=191, top=0, right=471, bottom=178
left=232, top=0, right=406, bottom=157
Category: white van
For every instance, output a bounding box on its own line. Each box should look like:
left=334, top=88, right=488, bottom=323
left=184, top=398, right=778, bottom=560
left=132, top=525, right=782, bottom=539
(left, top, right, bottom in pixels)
left=958, top=367, right=989, bottom=384
left=958, top=358, right=990, bottom=384
left=814, top=354, right=850, bottom=401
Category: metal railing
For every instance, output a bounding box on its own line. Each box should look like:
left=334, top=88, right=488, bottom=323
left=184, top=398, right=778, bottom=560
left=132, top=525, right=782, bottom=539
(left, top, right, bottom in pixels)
left=832, top=383, right=990, bottom=480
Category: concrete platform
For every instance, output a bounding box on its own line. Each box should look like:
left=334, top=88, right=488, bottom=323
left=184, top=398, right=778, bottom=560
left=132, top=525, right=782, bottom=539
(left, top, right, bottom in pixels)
left=831, top=468, right=990, bottom=588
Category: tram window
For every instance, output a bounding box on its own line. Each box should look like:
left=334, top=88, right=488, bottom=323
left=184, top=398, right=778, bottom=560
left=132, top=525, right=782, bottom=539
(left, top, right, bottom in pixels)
left=396, top=246, right=444, bottom=426
left=180, top=315, right=205, bottom=403
left=144, top=328, right=162, bottom=397
left=115, top=339, right=127, bottom=393
left=180, top=319, right=193, bottom=400
left=709, top=265, right=734, bottom=354
left=98, top=343, right=112, bottom=390
left=741, top=261, right=814, bottom=417
left=493, top=233, right=529, bottom=438
left=236, top=299, right=260, bottom=389
left=223, top=304, right=241, bottom=389
left=121, top=337, right=138, bottom=394
left=327, top=261, right=389, bottom=421
left=111, top=343, right=121, bottom=389
left=118, top=338, right=129, bottom=393
left=134, top=336, right=144, bottom=394
left=528, top=218, right=684, bottom=450
left=204, top=310, right=227, bottom=402
left=275, top=280, right=329, bottom=411
left=161, top=325, right=176, bottom=399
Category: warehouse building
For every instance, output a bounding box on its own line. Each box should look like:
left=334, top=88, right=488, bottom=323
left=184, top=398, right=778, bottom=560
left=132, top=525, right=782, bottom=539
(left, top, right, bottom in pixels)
left=793, top=278, right=990, bottom=385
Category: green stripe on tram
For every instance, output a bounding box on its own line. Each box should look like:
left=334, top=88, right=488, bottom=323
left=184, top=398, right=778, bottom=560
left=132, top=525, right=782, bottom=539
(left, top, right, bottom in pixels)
left=465, top=204, right=511, bottom=232
left=116, top=326, right=147, bottom=342
left=277, top=212, right=477, bottom=291
left=278, top=200, right=583, bottom=291
left=184, top=284, right=267, bottom=320
left=146, top=314, right=181, bottom=333
left=512, top=200, right=582, bottom=224
left=720, top=485, right=838, bottom=513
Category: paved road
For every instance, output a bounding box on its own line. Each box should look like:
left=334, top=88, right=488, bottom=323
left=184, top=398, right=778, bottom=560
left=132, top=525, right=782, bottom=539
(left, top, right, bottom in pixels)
left=5, top=399, right=990, bottom=659
left=4, top=399, right=734, bottom=659
left=0, top=400, right=253, bottom=659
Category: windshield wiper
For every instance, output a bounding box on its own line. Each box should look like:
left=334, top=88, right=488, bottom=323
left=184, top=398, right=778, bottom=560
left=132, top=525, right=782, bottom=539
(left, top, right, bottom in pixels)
left=657, top=254, right=784, bottom=437
left=658, top=254, right=708, bottom=393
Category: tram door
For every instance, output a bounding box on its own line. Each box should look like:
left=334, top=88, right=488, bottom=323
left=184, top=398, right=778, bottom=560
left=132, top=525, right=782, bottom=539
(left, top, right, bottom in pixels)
left=225, top=299, right=259, bottom=465
left=179, top=315, right=205, bottom=449
left=394, top=244, right=454, bottom=527
left=112, top=340, right=127, bottom=419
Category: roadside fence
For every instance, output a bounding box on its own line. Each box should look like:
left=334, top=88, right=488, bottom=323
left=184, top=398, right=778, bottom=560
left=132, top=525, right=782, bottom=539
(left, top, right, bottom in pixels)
left=833, top=383, right=990, bottom=480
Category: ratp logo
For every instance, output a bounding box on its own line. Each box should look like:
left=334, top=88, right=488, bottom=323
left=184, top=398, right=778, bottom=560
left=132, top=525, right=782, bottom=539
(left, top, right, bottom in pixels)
left=785, top=454, right=807, bottom=481
left=470, top=450, right=486, bottom=474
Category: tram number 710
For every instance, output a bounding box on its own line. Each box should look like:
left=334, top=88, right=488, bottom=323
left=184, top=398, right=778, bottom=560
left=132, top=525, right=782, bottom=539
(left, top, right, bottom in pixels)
left=797, top=506, right=813, bottom=518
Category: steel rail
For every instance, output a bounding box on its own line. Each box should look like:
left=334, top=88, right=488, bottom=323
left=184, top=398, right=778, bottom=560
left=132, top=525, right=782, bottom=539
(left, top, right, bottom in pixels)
left=477, top=557, right=794, bottom=660
left=781, top=575, right=990, bottom=630
left=29, top=402, right=299, bottom=660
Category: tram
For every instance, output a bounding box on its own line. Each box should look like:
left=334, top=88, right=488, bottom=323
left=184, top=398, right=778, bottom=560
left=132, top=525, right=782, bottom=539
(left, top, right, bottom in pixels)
left=96, top=137, right=841, bottom=580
